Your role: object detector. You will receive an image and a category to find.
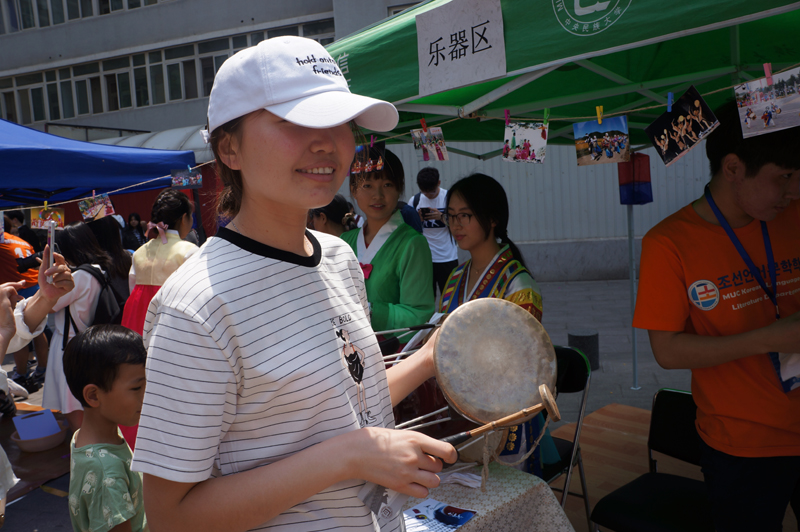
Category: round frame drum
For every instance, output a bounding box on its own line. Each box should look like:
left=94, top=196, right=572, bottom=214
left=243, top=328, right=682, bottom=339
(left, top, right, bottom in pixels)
left=434, top=298, right=557, bottom=427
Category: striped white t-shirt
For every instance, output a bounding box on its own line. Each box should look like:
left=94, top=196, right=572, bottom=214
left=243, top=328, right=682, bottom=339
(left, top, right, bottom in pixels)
left=131, top=228, right=398, bottom=532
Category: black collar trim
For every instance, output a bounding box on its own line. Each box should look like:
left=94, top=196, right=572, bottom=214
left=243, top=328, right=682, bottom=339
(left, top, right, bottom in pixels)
left=215, top=226, right=321, bottom=267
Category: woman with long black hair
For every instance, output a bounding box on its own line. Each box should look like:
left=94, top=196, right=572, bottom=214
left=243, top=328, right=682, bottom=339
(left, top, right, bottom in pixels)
left=42, top=223, right=114, bottom=430
left=440, top=173, right=556, bottom=476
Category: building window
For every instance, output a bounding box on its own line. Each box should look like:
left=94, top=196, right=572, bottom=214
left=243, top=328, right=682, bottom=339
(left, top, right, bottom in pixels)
left=0, top=19, right=336, bottom=123
left=388, top=3, right=419, bottom=16
left=2, top=0, right=159, bottom=31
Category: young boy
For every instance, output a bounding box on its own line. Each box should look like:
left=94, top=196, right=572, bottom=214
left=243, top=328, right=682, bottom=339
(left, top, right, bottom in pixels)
left=63, top=325, right=147, bottom=532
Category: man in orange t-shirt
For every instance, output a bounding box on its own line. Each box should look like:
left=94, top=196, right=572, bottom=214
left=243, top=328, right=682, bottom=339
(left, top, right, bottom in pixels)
left=634, top=101, right=800, bottom=531
left=0, top=231, right=47, bottom=391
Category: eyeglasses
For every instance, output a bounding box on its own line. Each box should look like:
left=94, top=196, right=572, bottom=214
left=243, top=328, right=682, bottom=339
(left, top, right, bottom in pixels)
left=443, top=212, right=473, bottom=226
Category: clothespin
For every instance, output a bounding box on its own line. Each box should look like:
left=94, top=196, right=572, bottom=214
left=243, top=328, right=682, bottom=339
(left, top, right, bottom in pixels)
left=596, top=106, right=603, bottom=125
left=543, top=108, right=550, bottom=126
left=667, top=93, right=673, bottom=113
left=764, top=63, right=773, bottom=85
left=420, top=118, right=428, bottom=133
left=370, top=135, right=375, bottom=148
left=187, top=164, right=192, bottom=173
left=44, top=201, right=47, bottom=210
left=504, top=109, right=510, bottom=127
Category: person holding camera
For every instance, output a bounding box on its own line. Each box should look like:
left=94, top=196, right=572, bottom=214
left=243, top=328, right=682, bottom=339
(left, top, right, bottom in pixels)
left=411, top=167, right=458, bottom=298
left=0, top=228, right=48, bottom=392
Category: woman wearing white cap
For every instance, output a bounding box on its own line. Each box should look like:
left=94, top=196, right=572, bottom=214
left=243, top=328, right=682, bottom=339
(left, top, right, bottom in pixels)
left=130, top=36, right=456, bottom=532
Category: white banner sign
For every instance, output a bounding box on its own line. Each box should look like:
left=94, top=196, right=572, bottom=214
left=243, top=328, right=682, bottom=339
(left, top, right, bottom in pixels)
left=416, top=0, right=506, bottom=97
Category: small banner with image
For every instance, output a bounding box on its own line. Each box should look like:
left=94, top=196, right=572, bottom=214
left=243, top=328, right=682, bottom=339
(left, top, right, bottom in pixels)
left=645, top=85, right=719, bottom=167
left=573, top=115, right=630, bottom=166
left=411, top=127, right=449, bottom=161
left=78, top=194, right=115, bottom=221
left=734, top=65, right=800, bottom=139
left=30, top=206, right=65, bottom=228
left=503, top=121, right=548, bottom=164
left=171, top=168, right=203, bottom=189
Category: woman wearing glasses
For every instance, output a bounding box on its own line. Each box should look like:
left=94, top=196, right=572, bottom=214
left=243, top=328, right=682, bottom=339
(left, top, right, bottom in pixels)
left=440, top=173, right=553, bottom=476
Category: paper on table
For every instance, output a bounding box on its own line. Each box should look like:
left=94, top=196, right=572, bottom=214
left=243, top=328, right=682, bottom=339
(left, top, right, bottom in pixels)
left=13, top=410, right=61, bottom=440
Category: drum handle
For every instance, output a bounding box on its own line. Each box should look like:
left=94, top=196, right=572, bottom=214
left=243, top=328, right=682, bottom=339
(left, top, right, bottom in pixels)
left=373, top=323, right=439, bottom=336
left=395, top=406, right=450, bottom=429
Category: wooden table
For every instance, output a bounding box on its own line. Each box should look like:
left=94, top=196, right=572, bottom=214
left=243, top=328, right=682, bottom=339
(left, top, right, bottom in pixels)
left=2, top=403, right=71, bottom=502
left=403, top=462, right=575, bottom=532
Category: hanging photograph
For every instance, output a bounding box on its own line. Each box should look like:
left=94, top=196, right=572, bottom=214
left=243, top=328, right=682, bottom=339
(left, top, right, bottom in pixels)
left=734, top=65, right=800, bottom=138
left=30, top=206, right=65, bottom=228
left=351, top=142, right=386, bottom=174
left=502, top=121, right=548, bottom=164
left=171, top=168, right=203, bottom=189
left=411, top=127, right=449, bottom=161
left=78, top=194, right=115, bottom=221
left=644, top=86, right=719, bottom=167
left=573, top=116, right=630, bottom=166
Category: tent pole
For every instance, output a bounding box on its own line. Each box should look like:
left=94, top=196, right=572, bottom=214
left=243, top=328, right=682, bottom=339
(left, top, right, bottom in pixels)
left=459, top=65, right=560, bottom=117
left=504, top=65, right=736, bottom=115
left=628, top=203, right=640, bottom=391
left=574, top=59, right=667, bottom=104
left=729, top=25, right=741, bottom=84
left=395, top=104, right=460, bottom=116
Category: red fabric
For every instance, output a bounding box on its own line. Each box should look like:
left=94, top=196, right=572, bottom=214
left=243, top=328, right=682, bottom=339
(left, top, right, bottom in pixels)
left=120, top=283, right=161, bottom=450
left=121, top=284, right=161, bottom=335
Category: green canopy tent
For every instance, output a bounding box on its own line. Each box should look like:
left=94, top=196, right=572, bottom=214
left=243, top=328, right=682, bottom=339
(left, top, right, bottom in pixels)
left=327, top=0, right=800, bottom=388
left=328, top=0, right=800, bottom=155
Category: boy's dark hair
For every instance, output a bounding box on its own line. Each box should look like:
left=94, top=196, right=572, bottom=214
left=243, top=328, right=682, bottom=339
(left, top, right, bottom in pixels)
left=706, top=99, right=800, bottom=177
left=350, top=148, right=405, bottom=195
left=63, top=325, right=146, bottom=407
left=447, top=173, right=529, bottom=271
left=416, top=167, right=440, bottom=193
left=6, top=210, right=24, bottom=224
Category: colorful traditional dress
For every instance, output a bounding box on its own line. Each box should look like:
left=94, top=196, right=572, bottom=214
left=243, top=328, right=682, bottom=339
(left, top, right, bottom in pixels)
left=341, top=210, right=434, bottom=334
left=440, top=245, right=557, bottom=476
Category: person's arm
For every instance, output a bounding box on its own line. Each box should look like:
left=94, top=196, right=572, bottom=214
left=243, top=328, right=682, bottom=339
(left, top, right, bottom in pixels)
left=649, top=312, right=800, bottom=370
left=0, top=282, right=23, bottom=355
left=143, top=425, right=454, bottom=532
left=371, top=235, right=434, bottom=331
left=128, top=259, right=136, bottom=294
left=19, top=245, right=74, bottom=333
left=109, top=520, right=132, bottom=532
left=137, top=304, right=455, bottom=532
left=385, top=329, right=438, bottom=406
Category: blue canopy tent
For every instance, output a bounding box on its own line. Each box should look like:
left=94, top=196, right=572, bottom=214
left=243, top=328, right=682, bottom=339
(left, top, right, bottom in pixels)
left=0, top=119, right=195, bottom=209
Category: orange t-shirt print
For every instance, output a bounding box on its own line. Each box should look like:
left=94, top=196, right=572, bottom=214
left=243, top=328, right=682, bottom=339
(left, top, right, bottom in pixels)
left=0, top=233, right=38, bottom=287
left=634, top=201, right=800, bottom=458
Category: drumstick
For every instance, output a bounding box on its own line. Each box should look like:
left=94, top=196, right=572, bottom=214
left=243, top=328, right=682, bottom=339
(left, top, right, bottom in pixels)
left=373, top=323, right=438, bottom=336
left=437, top=384, right=559, bottom=465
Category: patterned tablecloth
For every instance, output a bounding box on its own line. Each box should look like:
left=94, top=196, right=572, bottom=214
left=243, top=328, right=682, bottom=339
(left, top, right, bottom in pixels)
left=403, top=463, right=575, bottom=532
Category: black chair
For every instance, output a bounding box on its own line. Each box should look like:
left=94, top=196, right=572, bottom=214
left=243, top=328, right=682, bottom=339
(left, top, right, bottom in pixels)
left=590, top=388, right=715, bottom=532
left=542, top=345, right=593, bottom=532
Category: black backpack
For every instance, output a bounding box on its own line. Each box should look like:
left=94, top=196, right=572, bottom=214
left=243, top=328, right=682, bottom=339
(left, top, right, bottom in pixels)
left=62, top=265, right=125, bottom=349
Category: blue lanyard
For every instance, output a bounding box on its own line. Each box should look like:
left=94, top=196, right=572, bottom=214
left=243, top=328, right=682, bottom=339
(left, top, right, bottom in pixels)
left=704, top=185, right=779, bottom=320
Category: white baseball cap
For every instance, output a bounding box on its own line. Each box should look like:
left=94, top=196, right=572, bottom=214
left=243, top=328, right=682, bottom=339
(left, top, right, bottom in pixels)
left=206, top=36, right=398, bottom=135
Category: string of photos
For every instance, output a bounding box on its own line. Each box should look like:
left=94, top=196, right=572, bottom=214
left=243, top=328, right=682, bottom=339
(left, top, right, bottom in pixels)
left=366, top=61, right=800, bottom=172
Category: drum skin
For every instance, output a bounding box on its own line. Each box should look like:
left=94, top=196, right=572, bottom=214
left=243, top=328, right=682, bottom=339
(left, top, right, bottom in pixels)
left=433, top=298, right=557, bottom=426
